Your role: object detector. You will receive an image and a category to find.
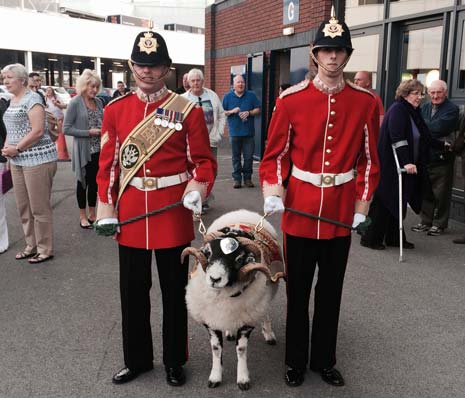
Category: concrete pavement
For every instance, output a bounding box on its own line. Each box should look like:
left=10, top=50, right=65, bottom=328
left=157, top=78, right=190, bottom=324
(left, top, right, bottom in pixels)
left=1, top=143, right=465, bottom=398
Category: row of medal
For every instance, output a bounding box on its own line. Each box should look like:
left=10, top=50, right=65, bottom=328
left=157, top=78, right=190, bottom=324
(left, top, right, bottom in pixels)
left=154, top=108, right=183, bottom=131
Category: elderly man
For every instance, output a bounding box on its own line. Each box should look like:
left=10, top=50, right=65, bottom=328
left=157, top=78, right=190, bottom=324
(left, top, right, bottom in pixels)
left=182, top=69, right=225, bottom=159
left=95, top=30, right=216, bottom=387
left=411, top=80, right=459, bottom=236
left=222, top=75, right=261, bottom=188
left=260, top=10, right=380, bottom=387
left=354, top=70, right=384, bottom=125
left=182, top=68, right=225, bottom=211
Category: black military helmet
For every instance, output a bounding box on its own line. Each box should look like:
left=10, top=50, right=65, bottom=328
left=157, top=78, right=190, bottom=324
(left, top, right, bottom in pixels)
left=311, top=7, right=353, bottom=56
left=130, top=31, right=172, bottom=67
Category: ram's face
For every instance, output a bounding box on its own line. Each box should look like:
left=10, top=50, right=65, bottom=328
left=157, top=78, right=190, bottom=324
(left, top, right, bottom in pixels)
left=202, top=237, right=256, bottom=288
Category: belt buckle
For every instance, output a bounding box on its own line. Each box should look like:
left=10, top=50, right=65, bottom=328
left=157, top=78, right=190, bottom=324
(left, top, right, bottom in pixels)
left=321, top=174, right=334, bottom=186
left=142, top=177, right=157, bottom=189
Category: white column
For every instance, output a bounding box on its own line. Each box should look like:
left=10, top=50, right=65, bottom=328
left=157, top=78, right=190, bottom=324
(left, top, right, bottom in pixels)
left=94, top=57, right=101, bottom=77
left=25, top=51, right=33, bottom=72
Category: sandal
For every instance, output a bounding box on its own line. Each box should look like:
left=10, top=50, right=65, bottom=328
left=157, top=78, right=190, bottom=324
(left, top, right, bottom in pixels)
left=15, top=249, right=37, bottom=260
left=28, top=254, right=54, bottom=264
left=80, top=220, right=92, bottom=229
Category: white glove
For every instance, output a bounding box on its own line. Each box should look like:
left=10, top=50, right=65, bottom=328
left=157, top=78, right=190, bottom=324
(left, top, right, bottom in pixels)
left=183, top=190, right=202, bottom=214
left=94, top=217, right=120, bottom=236
left=352, top=213, right=366, bottom=229
left=264, top=195, right=285, bottom=215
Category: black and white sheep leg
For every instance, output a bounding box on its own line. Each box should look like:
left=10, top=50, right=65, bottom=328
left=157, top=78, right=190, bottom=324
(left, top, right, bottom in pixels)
left=236, top=325, right=254, bottom=390
left=206, top=326, right=223, bottom=388
left=261, top=314, right=277, bottom=345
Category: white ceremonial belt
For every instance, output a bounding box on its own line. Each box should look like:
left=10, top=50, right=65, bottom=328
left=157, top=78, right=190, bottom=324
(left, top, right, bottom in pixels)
left=292, top=165, right=354, bottom=188
left=129, top=171, right=189, bottom=191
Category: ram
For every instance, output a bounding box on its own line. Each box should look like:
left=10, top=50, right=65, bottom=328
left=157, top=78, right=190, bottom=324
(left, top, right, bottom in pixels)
left=183, top=209, right=284, bottom=390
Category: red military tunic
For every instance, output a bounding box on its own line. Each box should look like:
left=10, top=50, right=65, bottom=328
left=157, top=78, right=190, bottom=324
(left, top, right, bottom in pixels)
left=260, top=80, right=380, bottom=239
left=97, top=90, right=217, bottom=249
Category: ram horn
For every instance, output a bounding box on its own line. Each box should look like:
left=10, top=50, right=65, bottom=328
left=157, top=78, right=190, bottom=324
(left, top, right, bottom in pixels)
left=235, top=237, right=263, bottom=260
left=181, top=247, right=208, bottom=271
left=238, top=262, right=273, bottom=281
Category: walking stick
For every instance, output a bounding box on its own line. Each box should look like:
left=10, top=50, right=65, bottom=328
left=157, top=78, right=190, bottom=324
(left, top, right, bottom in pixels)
left=391, top=145, right=406, bottom=262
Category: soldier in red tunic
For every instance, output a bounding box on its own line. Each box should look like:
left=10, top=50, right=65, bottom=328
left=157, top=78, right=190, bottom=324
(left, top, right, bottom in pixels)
left=259, top=10, right=380, bottom=387
left=95, top=31, right=216, bottom=386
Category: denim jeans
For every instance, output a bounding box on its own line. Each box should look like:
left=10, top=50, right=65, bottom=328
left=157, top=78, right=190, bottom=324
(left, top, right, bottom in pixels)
left=230, top=135, right=255, bottom=182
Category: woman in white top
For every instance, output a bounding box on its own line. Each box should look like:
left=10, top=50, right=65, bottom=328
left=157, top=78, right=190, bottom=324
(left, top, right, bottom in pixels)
left=1, top=63, right=57, bottom=264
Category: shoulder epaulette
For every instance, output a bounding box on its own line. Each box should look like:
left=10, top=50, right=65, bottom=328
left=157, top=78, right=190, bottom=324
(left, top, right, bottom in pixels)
left=346, top=81, right=375, bottom=98
left=107, top=91, right=134, bottom=107
left=279, top=79, right=310, bottom=99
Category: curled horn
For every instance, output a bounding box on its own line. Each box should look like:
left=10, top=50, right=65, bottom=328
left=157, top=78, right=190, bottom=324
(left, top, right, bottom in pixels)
left=238, top=262, right=273, bottom=281
left=181, top=247, right=208, bottom=271
left=235, top=237, right=262, bottom=261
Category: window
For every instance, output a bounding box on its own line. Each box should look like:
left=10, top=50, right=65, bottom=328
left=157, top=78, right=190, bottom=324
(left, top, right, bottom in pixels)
left=345, top=0, right=384, bottom=26
left=345, top=34, right=380, bottom=87
left=400, top=26, right=443, bottom=86
left=390, top=0, right=454, bottom=19
left=458, top=23, right=465, bottom=89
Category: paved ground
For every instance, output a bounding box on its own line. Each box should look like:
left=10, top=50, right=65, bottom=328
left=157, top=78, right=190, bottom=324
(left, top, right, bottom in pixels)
left=1, top=143, right=465, bottom=398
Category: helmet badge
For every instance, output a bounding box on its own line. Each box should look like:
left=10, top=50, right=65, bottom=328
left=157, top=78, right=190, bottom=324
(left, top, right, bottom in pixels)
left=138, top=32, right=159, bottom=55
left=322, top=6, right=344, bottom=39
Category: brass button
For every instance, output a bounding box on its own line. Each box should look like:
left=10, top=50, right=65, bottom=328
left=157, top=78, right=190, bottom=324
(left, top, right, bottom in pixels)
left=146, top=169, right=151, bottom=175
left=324, top=161, right=330, bottom=166
left=328, top=123, right=334, bottom=128
left=330, top=111, right=336, bottom=116
left=326, top=149, right=331, bottom=153
left=327, top=136, right=333, bottom=141
left=330, top=98, right=336, bottom=104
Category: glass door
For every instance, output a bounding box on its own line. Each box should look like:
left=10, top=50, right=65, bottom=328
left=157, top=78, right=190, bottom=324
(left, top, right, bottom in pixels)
left=398, top=21, right=444, bottom=86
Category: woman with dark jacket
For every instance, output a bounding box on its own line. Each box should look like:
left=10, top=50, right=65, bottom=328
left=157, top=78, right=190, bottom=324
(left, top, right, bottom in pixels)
left=361, top=79, right=448, bottom=250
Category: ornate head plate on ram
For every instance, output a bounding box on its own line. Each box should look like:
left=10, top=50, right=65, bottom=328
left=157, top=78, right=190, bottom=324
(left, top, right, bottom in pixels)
left=181, top=209, right=284, bottom=289
left=182, top=210, right=284, bottom=390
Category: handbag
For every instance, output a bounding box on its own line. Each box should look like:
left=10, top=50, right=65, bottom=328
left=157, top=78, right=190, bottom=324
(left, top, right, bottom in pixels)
left=45, top=111, right=59, bottom=142
left=0, top=162, right=13, bottom=194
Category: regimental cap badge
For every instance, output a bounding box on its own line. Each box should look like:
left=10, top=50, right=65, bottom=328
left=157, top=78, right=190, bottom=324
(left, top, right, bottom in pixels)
left=138, top=32, right=159, bottom=55
left=322, top=6, right=344, bottom=39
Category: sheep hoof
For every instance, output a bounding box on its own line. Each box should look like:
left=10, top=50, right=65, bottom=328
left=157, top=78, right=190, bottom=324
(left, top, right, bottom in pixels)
left=208, top=380, right=221, bottom=388
left=238, top=381, right=250, bottom=391
left=266, top=338, right=277, bottom=345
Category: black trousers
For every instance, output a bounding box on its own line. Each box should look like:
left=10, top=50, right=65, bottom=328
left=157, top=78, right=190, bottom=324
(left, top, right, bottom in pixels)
left=361, top=196, right=407, bottom=246
left=76, top=152, right=99, bottom=209
left=118, top=243, right=189, bottom=371
left=284, top=234, right=351, bottom=370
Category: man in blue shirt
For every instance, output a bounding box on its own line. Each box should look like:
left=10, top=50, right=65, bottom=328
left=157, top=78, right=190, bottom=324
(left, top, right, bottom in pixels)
left=222, top=75, right=261, bottom=188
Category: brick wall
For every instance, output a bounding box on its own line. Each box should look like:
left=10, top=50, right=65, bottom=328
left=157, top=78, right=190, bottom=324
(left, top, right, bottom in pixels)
left=206, top=0, right=333, bottom=139
left=206, top=0, right=333, bottom=95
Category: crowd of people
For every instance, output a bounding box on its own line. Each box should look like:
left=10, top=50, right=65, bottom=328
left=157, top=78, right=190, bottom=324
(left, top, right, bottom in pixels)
left=1, top=11, right=465, bottom=392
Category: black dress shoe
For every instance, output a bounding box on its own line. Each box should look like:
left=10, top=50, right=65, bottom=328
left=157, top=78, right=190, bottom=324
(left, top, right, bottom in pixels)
left=313, top=367, right=345, bottom=387
left=112, top=365, right=153, bottom=384
left=360, top=240, right=386, bottom=250
left=284, top=367, right=305, bottom=387
left=165, top=366, right=186, bottom=386
left=453, top=236, right=465, bottom=244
